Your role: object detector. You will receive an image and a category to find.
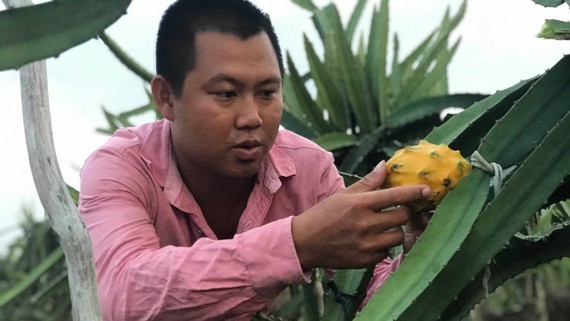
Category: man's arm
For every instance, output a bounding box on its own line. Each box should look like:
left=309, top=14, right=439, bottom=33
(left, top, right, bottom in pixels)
left=291, top=161, right=431, bottom=270
left=79, top=151, right=308, bottom=321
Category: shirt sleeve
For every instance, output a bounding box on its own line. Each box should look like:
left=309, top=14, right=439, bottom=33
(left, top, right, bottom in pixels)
left=318, top=151, right=345, bottom=200
left=79, top=150, right=308, bottom=321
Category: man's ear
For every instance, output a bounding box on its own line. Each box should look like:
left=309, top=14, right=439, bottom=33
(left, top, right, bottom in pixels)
left=151, top=75, right=175, bottom=121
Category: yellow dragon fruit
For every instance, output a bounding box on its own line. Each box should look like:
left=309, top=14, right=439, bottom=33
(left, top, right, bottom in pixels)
left=383, top=140, right=472, bottom=212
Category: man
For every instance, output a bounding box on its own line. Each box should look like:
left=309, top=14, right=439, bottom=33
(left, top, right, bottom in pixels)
left=79, top=0, right=431, bottom=320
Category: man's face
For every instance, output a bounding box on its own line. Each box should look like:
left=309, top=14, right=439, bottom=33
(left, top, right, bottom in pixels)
left=169, top=31, right=283, bottom=180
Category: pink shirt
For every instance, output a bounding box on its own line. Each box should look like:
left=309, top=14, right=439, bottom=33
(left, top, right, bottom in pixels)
left=79, top=119, right=398, bottom=321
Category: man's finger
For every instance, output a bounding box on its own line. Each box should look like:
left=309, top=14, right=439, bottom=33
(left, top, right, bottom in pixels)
left=364, top=185, right=432, bottom=210
left=374, top=227, right=405, bottom=249
left=370, top=207, right=410, bottom=232
left=344, top=161, right=387, bottom=193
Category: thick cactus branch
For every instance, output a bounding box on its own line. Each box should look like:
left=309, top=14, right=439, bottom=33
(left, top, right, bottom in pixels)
left=532, top=0, right=565, bottom=7
left=0, top=0, right=131, bottom=71
left=392, top=109, right=570, bottom=321
left=354, top=55, right=570, bottom=321
left=425, top=77, right=536, bottom=151
left=478, top=56, right=570, bottom=168
left=442, top=222, right=570, bottom=320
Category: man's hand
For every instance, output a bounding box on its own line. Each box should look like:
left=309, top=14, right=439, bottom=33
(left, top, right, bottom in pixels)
left=291, top=161, right=431, bottom=270
left=403, top=212, right=431, bottom=254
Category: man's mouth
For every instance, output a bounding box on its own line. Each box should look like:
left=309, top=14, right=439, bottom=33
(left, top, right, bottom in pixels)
left=233, top=139, right=262, bottom=160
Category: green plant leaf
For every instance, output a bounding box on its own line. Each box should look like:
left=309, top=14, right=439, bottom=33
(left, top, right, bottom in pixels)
left=427, top=34, right=451, bottom=97
left=321, top=29, right=344, bottom=98
left=0, top=248, right=64, bottom=307
left=346, top=0, right=369, bottom=45
left=95, top=92, right=159, bottom=135
left=386, top=93, right=488, bottom=129
left=398, top=109, right=570, bottom=321
left=425, top=78, right=535, bottom=147
left=365, top=0, right=390, bottom=122
left=319, top=4, right=376, bottom=134
left=398, top=30, right=436, bottom=77
left=442, top=222, right=570, bottom=320
left=291, top=0, right=318, bottom=12
left=478, top=55, right=570, bottom=168
left=537, top=19, right=570, bottom=40
left=280, top=109, right=318, bottom=139
left=283, top=74, right=305, bottom=119
left=99, top=31, right=154, bottom=83
left=391, top=30, right=435, bottom=108
left=66, top=185, right=79, bottom=204
left=303, top=34, right=348, bottom=130
left=356, top=170, right=492, bottom=321
left=339, top=125, right=386, bottom=172
left=314, top=132, right=357, bottom=151
left=96, top=106, right=122, bottom=135
left=356, top=32, right=367, bottom=65
left=0, top=0, right=131, bottom=71
left=532, top=0, right=565, bottom=7
left=547, top=178, right=570, bottom=206
left=277, top=288, right=306, bottom=318
left=389, top=34, right=402, bottom=98
left=285, top=53, right=330, bottom=134
left=409, top=37, right=461, bottom=101
left=301, top=281, right=320, bottom=321
left=29, top=270, right=68, bottom=304
left=365, top=56, right=570, bottom=321
left=395, top=0, right=466, bottom=107
left=46, top=293, right=71, bottom=321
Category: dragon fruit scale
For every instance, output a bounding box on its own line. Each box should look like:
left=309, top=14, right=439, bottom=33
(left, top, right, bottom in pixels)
left=383, top=140, right=472, bottom=212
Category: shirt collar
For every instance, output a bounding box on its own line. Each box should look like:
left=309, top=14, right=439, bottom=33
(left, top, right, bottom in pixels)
left=263, top=134, right=296, bottom=192
left=140, top=119, right=171, bottom=189
left=139, top=121, right=297, bottom=198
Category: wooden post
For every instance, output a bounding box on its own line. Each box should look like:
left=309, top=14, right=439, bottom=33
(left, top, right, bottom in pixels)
left=4, top=0, right=103, bottom=320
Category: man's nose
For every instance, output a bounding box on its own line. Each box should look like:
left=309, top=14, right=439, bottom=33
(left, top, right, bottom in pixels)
left=235, top=96, right=263, bottom=130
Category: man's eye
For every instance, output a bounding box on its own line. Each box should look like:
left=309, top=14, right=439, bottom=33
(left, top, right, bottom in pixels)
left=260, top=90, right=277, bottom=99
left=214, top=91, right=236, bottom=99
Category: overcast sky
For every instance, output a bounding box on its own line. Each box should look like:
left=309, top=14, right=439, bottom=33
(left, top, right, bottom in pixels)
left=0, top=0, right=568, bottom=248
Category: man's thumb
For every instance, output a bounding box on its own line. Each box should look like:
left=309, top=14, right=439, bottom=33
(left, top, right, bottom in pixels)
left=345, top=161, right=387, bottom=193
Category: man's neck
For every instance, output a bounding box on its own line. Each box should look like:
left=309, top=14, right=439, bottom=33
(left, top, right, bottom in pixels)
left=185, top=172, right=256, bottom=206
left=178, top=164, right=257, bottom=239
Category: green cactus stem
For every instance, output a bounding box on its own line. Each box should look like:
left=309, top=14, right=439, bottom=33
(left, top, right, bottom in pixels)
left=355, top=55, right=570, bottom=321
left=396, top=109, right=570, bottom=321
left=353, top=170, right=491, bottom=321
left=98, top=32, right=153, bottom=83
left=442, top=222, right=570, bottom=320
left=425, top=77, right=536, bottom=154
left=532, top=0, right=565, bottom=7
left=326, top=76, right=537, bottom=321
left=537, top=19, right=570, bottom=40
left=0, top=0, right=131, bottom=71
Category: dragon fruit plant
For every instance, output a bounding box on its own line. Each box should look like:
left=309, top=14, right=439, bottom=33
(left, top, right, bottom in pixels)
left=322, top=54, right=570, bottom=321
left=533, top=0, right=570, bottom=40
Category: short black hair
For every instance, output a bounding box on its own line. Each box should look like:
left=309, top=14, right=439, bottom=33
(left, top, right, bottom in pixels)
left=156, top=0, right=284, bottom=97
